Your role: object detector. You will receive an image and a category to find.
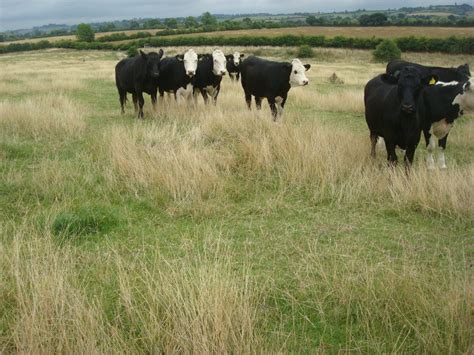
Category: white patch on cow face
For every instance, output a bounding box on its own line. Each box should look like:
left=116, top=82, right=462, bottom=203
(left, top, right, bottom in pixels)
left=183, top=49, right=198, bottom=77
left=452, top=78, right=474, bottom=111
left=233, top=51, right=241, bottom=66
left=212, top=50, right=227, bottom=76
left=289, top=59, right=309, bottom=87
left=430, top=119, right=453, bottom=139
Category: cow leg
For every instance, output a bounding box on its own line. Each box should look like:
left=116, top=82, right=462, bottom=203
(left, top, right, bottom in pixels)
left=200, top=89, right=209, bottom=105
left=118, top=88, right=127, bottom=114
left=275, top=96, right=285, bottom=120
left=385, top=139, right=398, bottom=166
left=426, top=135, right=436, bottom=170
left=268, top=97, right=278, bottom=121
left=245, top=93, right=252, bottom=110
left=370, top=133, right=378, bottom=158
left=151, top=92, right=157, bottom=111
left=255, top=97, right=263, bottom=110
left=404, top=145, right=416, bottom=169
left=438, top=135, right=448, bottom=169
left=136, top=91, right=145, bottom=119
left=132, top=93, right=138, bottom=114
left=212, top=86, right=220, bottom=106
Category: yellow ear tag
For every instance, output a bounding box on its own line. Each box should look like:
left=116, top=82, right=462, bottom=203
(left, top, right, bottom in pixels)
left=429, top=77, right=436, bottom=85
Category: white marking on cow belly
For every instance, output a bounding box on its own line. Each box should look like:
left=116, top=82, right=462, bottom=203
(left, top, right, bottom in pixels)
left=206, top=85, right=216, bottom=97
left=436, top=81, right=459, bottom=87
left=176, top=83, right=194, bottom=103
left=275, top=96, right=284, bottom=119
left=430, top=119, right=452, bottom=139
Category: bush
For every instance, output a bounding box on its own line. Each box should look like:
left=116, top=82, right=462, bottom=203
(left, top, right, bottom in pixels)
left=297, top=45, right=314, bottom=58
left=127, top=46, right=138, bottom=57
left=373, top=39, right=402, bottom=62
left=75, top=23, right=95, bottom=42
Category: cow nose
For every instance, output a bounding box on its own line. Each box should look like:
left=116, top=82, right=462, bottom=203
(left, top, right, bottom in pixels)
left=220, top=71, right=226, bottom=76
left=402, top=104, right=414, bottom=113
left=187, top=71, right=194, bottom=76
left=303, top=80, right=309, bottom=86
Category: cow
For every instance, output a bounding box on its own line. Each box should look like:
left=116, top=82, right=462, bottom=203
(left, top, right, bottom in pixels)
left=157, top=49, right=197, bottom=104
left=364, top=66, right=435, bottom=168
left=240, top=56, right=310, bottom=121
left=115, top=49, right=164, bottom=118
left=193, top=49, right=228, bottom=105
left=387, top=60, right=470, bottom=83
left=226, top=52, right=244, bottom=81
left=421, top=78, right=474, bottom=169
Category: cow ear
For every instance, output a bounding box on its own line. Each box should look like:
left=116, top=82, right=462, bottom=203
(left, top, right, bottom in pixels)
left=140, top=50, right=148, bottom=60
left=198, top=54, right=205, bottom=61
left=157, top=49, right=164, bottom=58
left=381, top=73, right=398, bottom=84
left=240, top=54, right=245, bottom=58
left=304, top=64, right=311, bottom=71
left=176, top=54, right=183, bottom=61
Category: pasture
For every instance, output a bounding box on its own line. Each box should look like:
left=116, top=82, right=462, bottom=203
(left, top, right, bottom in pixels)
left=0, top=46, right=473, bottom=353
left=4, top=25, right=474, bottom=45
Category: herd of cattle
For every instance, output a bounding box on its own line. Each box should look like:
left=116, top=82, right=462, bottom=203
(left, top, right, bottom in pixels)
left=115, top=48, right=473, bottom=169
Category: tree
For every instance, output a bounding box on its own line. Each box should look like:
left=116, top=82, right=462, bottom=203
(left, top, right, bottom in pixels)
left=201, top=12, right=217, bottom=30
left=76, top=23, right=95, bottom=42
left=164, top=18, right=178, bottom=29
left=359, top=13, right=388, bottom=26
left=306, top=15, right=317, bottom=26
left=129, top=20, right=140, bottom=29
left=143, top=19, right=162, bottom=29
left=184, top=16, right=198, bottom=28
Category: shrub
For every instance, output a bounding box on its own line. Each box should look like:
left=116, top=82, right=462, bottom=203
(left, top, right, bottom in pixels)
left=75, top=23, right=95, bottom=42
left=297, top=45, right=314, bottom=58
left=126, top=46, right=138, bottom=57
left=373, top=39, right=402, bottom=62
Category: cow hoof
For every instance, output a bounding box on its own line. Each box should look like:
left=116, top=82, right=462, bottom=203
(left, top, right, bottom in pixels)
left=440, top=165, right=447, bottom=170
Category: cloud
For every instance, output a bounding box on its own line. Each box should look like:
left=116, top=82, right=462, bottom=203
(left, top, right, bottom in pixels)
left=0, top=0, right=457, bottom=31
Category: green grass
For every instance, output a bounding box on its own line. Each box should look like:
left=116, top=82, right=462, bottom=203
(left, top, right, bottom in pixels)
left=1, top=48, right=473, bottom=353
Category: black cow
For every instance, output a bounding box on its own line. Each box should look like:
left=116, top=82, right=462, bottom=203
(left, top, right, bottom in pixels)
left=420, top=79, right=473, bottom=169
left=193, top=50, right=227, bottom=105
left=225, top=51, right=244, bottom=81
left=157, top=55, right=195, bottom=104
left=240, top=56, right=310, bottom=121
left=115, top=49, right=164, bottom=118
left=364, top=66, right=434, bottom=167
left=387, top=60, right=470, bottom=83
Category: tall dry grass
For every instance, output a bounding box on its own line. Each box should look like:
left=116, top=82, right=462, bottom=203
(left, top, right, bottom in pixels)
left=0, top=94, right=86, bottom=140
left=0, top=224, right=264, bottom=353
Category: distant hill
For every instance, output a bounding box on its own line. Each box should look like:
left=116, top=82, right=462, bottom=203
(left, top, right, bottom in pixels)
left=1, top=3, right=473, bottom=42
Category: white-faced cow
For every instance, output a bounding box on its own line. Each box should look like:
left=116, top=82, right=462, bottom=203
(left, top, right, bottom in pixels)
left=387, top=60, right=470, bottom=83
left=364, top=66, right=435, bottom=168
left=193, top=49, right=228, bottom=105
left=240, top=56, right=310, bottom=121
left=226, top=52, right=244, bottom=81
left=157, top=49, right=197, bottom=104
left=115, top=49, right=164, bottom=119
left=421, top=78, right=474, bottom=169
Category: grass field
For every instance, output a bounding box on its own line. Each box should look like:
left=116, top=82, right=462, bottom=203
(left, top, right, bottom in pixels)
left=1, top=46, right=473, bottom=353
left=4, top=26, right=474, bottom=45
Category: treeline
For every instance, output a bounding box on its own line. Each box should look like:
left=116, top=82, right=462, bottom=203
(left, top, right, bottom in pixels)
left=1, top=34, right=473, bottom=55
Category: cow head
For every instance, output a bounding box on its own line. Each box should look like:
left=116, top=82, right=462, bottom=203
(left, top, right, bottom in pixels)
left=177, top=49, right=198, bottom=77
left=212, top=49, right=227, bottom=76
left=453, top=79, right=474, bottom=112
left=288, top=59, right=311, bottom=87
left=233, top=52, right=244, bottom=66
left=141, top=49, right=164, bottom=79
left=381, top=66, right=433, bottom=114
left=457, top=63, right=471, bottom=78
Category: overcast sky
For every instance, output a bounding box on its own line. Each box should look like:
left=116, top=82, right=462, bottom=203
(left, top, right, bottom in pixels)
left=0, top=1, right=462, bottom=31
